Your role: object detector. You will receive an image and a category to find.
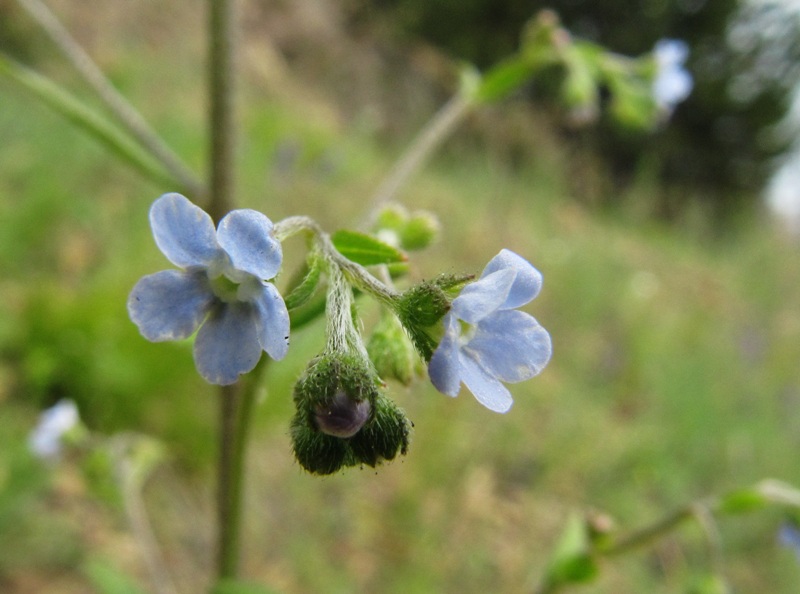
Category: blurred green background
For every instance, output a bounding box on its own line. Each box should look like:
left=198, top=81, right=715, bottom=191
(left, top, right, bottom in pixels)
left=1, top=0, right=799, bottom=592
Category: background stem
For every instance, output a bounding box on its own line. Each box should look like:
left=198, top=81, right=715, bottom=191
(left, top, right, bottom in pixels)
left=15, top=0, right=204, bottom=198
left=208, top=0, right=237, bottom=223
left=364, top=94, right=471, bottom=225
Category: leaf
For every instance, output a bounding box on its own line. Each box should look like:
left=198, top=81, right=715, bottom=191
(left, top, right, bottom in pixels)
left=474, top=58, right=536, bottom=104
left=332, top=229, right=407, bottom=266
left=211, top=580, right=283, bottom=594
left=541, top=513, right=600, bottom=590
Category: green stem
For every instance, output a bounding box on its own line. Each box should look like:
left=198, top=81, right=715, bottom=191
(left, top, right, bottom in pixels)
left=273, top=216, right=400, bottom=306
left=597, top=504, right=698, bottom=557
left=363, top=94, right=471, bottom=226
left=208, top=0, right=237, bottom=223
left=0, top=52, right=177, bottom=189
left=208, top=0, right=241, bottom=583
left=14, top=0, right=205, bottom=199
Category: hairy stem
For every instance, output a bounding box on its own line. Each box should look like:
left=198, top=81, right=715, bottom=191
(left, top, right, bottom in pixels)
left=209, top=0, right=242, bottom=583
left=274, top=215, right=400, bottom=306
left=208, top=0, right=237, bottom=223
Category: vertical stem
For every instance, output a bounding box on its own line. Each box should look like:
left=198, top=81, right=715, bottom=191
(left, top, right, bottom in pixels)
left=209, top=0, right=240, bottom=582
left=216, top=384, right=241, bottom=579
left=208, top=0, right=237, bottom=222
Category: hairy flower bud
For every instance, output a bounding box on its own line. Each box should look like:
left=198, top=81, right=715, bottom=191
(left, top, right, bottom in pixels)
left=393, top=274, right=472, bottom=361
left=291, top=352, right=412, bottom=474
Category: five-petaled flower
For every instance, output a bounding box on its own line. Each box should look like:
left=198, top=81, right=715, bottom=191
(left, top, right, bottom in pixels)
left=427, top=249, right=552, bottom=413
left=128, top=193, right=290, bottom=385
left=652, top=39, right=693, bottom=113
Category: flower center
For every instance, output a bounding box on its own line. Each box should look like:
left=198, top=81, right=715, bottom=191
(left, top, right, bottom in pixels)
left=209, top=274, right=240, bottom=302
left=458, top=319, right=477, bottom=347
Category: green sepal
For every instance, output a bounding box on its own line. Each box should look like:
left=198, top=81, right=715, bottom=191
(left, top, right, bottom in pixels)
left=393, top=274, right=473, bottom=361
left=332, top=229, right=407, bottom=266
left=349, top=395, right=411, bottom=467
left=290, top=416, right=351, bottom=475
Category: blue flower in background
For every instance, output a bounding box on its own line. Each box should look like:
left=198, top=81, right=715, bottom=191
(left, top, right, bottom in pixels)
left=652, top=39, right=693, bottom=112
left=427, top=249, right=552, bottom=413
left=29, top=399, right=80, bottom=460
left=128, top=193, right=290, bottom=385
left=779, top=522, right=800, bottom=562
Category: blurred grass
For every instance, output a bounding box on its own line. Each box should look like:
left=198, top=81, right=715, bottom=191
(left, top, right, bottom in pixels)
left=1, top=2, right=800, bottom=593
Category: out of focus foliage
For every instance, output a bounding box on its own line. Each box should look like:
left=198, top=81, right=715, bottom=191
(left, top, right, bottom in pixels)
left=366, top=0, right=800, bottom=221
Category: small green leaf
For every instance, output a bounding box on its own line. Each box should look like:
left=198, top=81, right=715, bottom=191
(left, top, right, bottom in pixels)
left=716, top=487, right=770, bottom=515
left=332, top=229, right=407, bottom=266
left=541, top=514, right=600, bottom=590
left=211, top=579, right=282, bottom=594
left=474, top=58, right=536, bottom=103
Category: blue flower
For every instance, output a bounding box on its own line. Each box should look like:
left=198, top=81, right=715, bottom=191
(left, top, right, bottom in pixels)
left=29, top=399, right=80, bottom=460
left=128, top=193, right=290, bottom=385
left=427, top=249, right=552, bottom=413
left=779, top=522, right=800, bottom=562
left=652, top=39, right=693, bottom=112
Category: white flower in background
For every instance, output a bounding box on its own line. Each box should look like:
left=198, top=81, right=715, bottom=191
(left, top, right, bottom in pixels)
left=652, top=39, right=693, bottom=112
left=28, top=399, right=80, bottom=460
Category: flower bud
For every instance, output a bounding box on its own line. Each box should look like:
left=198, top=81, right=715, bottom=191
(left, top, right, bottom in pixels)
left=291, top=352, right=412, bottom=474
left=314, top=389, right=371, bottom=438
left=393, top=274, right=472, bottom=360
left=367, top=312, right=424, bottom=385
left=400, top=211, right=440, bottom=251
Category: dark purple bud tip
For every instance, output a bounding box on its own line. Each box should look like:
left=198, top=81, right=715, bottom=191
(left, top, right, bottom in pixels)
left=314, top=390, right=371, bottom=438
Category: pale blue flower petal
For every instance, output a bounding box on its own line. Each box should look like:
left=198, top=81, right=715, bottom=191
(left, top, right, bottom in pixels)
left=128, top=270, right=214, bottom=341
left=217, top=209, right=282, bottom=280
left=458, top=351, right=514, bottom=413
left=253, top=282, right=290, bottom=360
left=149, top=193, right=220, bottom=268
left=465, top=310, right=552, bottom=383
left=480, top=249, right=543, bottom=309
left=28, top=399, right=79, bottom=460
left=427, top=313, right=462, bottom=396
left=653, top=39, right=693, bottom=111
left=194, top=303, right=262, bottom=385
left=451, top=268, right=516, bottom=324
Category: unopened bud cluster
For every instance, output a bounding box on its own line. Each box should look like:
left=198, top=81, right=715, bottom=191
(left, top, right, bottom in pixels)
left=291, top=353, right=410, bottom=475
